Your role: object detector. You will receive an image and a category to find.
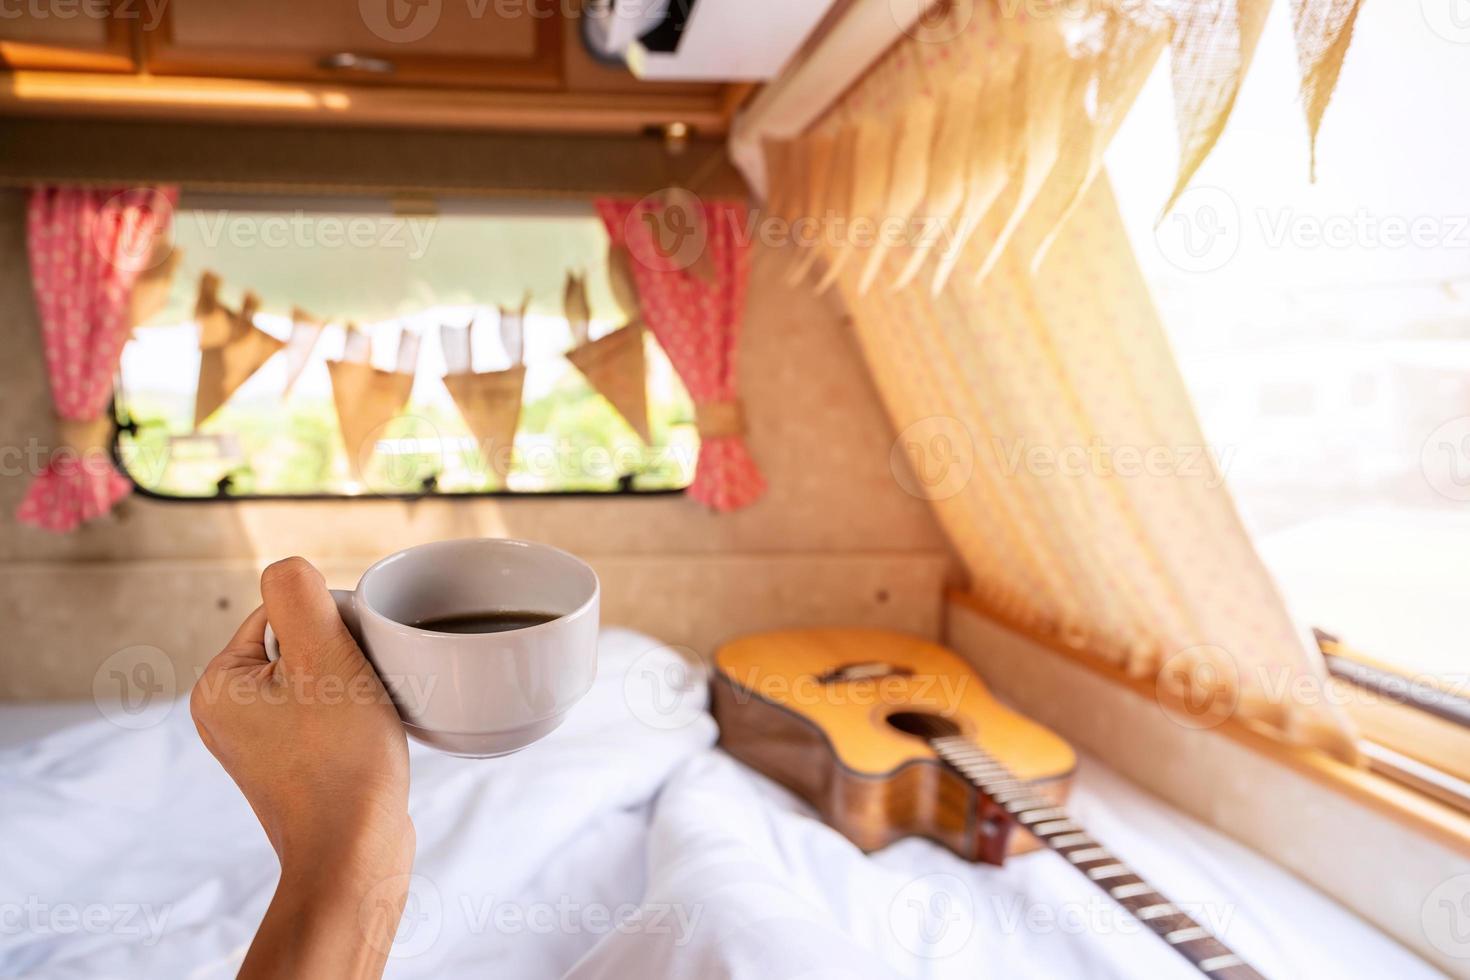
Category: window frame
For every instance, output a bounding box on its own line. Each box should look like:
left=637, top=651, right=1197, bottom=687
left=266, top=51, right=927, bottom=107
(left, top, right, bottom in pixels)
left=111, top=192, right=696, bottom=502
left=948, top=589, right=1470, bottom=857
left=1315, top=630, right=1470, bottom=811
left=109, top=407, right=691, bottom=504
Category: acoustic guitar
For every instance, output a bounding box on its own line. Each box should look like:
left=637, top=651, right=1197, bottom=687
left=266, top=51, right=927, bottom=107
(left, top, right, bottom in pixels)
left=712, top=628, right=1264, bottom=980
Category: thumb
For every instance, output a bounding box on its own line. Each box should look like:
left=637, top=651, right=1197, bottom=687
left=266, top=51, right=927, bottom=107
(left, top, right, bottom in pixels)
left=259, top=557, right=362, bottom=676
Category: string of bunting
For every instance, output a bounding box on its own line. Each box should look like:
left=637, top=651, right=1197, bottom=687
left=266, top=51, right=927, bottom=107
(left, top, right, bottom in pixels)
left=763, top=0, right=1365, bottom=296
left=168, top=238, right=656, bottom=485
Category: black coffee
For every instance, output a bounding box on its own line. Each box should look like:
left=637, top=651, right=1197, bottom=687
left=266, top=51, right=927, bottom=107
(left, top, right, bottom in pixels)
left=413, top=610, right=558, bottom=634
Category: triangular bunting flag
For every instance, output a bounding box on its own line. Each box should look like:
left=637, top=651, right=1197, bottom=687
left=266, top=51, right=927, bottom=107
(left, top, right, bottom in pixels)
left=195, top=271, right=234, bottom=349
left=857, top=99, right=935, bottom=295
left=131, top=241, right=180, bottom=330
left=779, top=135, right=810, bottom=225
left=1164, top=0, right=1271, bottom=217
left=815, top=116, right=888, bottom=294
left=965, top=44, right=1089, bottom=289
left=500, top=291, right=530, bottom=366
left=341, top=322, right=373, bottom=364
left=563, top=272, right=590, bottom=348
left=441, top=320, right=473, bottom=375
left=929, top=72, right=1013, bottom=293
left=1022, top=17, right=1167, bottom=271
left=1292, top=0, right=1365, bottom=180
left=193, top=290, right=284, bottom=428
left=566, top=323, right=650, bottom=444
left=327, top=329, right=418, bottom=479
left=281, top=307, right=325, bottom=397
left=786, top=131, right=838, bottom=286
left=443, top=366, right=526, bottom=486
left=607, top=241, right=641, bottom=322
left=892, top=80, right=980, bottom=290
left=807, top=125, right=857, bottom=289
left=760, top=137, right=792, bottom=222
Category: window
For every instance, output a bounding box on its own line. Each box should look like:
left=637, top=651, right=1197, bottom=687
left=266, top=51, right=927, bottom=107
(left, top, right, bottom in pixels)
left=116, top=197, right=697, bottom=498
left=1108, top=3, right=1469, bottom=773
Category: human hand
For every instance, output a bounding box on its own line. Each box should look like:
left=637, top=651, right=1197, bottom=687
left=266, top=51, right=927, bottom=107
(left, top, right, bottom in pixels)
left=191, top=557, right=414, bottom=978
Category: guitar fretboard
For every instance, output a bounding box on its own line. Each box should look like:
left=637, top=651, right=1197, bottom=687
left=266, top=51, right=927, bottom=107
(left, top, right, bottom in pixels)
left=929, top=735, right=1266, bottom=980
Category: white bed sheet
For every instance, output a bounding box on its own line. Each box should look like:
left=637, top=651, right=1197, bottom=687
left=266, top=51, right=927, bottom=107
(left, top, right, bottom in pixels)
left=0, top=628, right=1439, bottom=979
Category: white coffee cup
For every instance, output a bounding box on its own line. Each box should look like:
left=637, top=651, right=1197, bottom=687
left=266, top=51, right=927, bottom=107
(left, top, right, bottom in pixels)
left=263, top=538, right=600, bottom=758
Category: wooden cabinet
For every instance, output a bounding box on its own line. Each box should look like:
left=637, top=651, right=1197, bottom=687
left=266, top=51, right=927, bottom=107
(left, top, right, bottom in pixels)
left=142, top=0, right=562, bottom=88
left=0, top=0, right=136, bottom=72
left=0, top=1, right=738, bottom=134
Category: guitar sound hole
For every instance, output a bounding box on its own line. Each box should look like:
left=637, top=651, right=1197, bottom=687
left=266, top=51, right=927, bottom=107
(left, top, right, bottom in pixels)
left=885, top=711, right=962, bottom=740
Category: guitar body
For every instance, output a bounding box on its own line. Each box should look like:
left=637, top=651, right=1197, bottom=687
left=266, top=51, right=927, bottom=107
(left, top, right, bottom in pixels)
left=712, top=630, right=1264, bottom=980
left=712, top=628, right=1077, bottom=863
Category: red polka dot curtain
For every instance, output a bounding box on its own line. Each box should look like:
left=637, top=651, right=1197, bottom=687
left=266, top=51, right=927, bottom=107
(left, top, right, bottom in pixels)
left=596, top=197, right=765, bottom=512
left=20, top=186, right=178, bottom=533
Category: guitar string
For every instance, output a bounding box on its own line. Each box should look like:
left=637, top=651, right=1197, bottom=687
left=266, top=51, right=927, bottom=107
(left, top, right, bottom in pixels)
left=927, top=734, right=1265, bottom=980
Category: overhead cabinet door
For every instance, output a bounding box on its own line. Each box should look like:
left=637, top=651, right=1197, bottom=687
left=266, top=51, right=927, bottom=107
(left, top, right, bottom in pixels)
left=0, top=2, right=136, bottom=72
left=142, top=0, right=562, bottom=88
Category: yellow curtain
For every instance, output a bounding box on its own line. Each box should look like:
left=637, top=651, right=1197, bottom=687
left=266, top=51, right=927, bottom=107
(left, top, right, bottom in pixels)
left=773, top=1, right=1357, bottom=758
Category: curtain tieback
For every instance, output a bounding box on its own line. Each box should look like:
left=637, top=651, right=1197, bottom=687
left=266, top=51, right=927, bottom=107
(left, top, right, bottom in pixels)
left=696, top=400, right=746, bottom=439
left=57, top=416, right=114, bottom=456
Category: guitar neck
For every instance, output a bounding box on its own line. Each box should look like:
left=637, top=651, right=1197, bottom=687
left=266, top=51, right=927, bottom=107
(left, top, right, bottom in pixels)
left=929, top=735, right=1266, bottom=980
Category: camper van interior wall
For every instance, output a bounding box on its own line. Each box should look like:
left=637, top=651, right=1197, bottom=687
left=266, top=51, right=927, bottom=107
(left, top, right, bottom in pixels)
left=597, top=197, right=764, bottom=511
left=768, top=4, right=1358, bottom=759
left=17, top=185, right=177, bottom=533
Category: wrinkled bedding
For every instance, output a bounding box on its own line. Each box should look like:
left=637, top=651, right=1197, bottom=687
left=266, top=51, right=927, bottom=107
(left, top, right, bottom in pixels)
left=0, top=628, right=1436, bottom=979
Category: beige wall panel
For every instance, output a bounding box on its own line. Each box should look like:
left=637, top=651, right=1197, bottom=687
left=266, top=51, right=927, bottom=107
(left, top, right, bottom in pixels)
left=0, top=554, right=946, bottom=698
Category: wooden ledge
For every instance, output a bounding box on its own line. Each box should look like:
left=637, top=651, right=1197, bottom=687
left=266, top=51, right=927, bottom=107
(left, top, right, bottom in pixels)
left=945, top=589, right=1470, bottom=859
left=0, top=115, right=748, bottom=200
left=0, top=70, right=733, bottom=134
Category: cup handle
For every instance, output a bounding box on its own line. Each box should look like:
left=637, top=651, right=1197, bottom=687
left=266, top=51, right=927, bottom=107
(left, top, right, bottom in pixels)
left=263, top=588, right=361, bottom=663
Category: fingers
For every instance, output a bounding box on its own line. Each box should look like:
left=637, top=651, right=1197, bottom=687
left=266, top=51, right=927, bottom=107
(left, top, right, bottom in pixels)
left=197, top=605, right=270, bottom=681
left=192, top=605, right=269, bottom=751
left=259, top=557, right=359, bottom=674
left=218, top=604, right=270, bottom=666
